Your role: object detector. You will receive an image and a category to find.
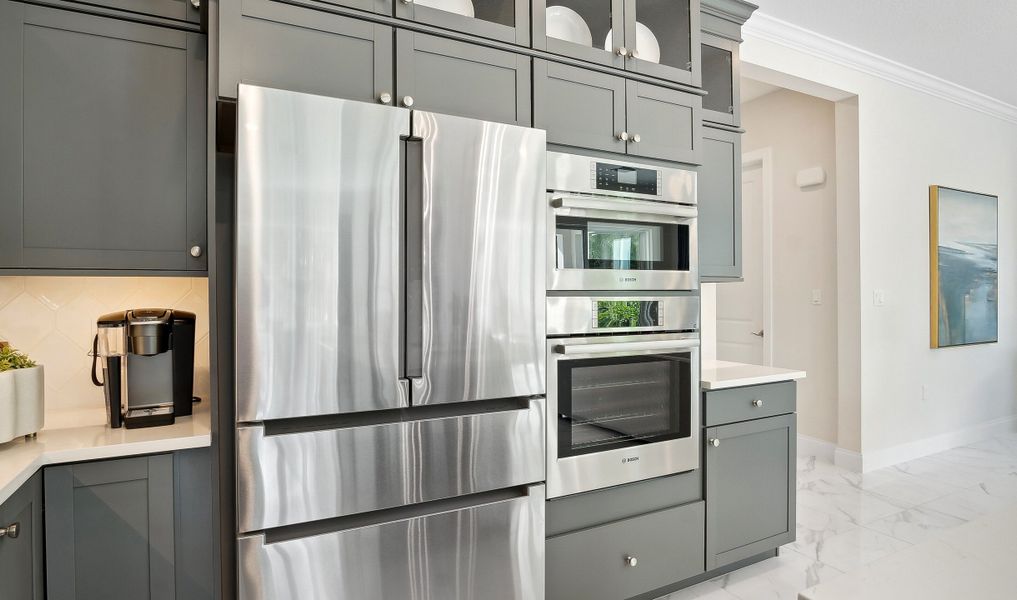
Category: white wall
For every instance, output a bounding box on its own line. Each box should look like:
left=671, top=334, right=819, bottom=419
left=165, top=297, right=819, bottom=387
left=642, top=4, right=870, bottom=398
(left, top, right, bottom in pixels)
left=734, top=89, right=840, bottom=445
left=741, top=24, right=1017, bottom=466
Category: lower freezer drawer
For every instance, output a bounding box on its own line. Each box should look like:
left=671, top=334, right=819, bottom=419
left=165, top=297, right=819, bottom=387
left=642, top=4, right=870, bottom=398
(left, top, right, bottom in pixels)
left=238, top=485, right=545, bottom=600
left=237, top=398, right=545, bottom=532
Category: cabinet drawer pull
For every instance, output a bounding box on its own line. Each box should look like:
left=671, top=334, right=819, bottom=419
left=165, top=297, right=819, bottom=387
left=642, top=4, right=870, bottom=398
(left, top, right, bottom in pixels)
left=0, top=523, right=20, bottom=539
left=189, top=0, right=199, bottom=8
left=402, top=96, right=415, bottom=108
left=752, top=399, right=763, bottom=408
left=190, top=245, right=203, bottom=258
left=624, top=555, right=638, bottom=567
left=379, top=92, right=392, bottom=105
left=709, top=438, right=720, bottom=447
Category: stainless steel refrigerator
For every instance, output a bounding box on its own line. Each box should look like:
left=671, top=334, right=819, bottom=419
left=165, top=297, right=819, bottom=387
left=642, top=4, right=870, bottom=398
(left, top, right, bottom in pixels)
left=233, top=85, right=547, bottom=599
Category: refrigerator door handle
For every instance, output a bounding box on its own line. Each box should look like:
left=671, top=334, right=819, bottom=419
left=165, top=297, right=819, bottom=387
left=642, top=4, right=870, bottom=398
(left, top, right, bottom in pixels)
left=404, top=137, right=424, bottom=379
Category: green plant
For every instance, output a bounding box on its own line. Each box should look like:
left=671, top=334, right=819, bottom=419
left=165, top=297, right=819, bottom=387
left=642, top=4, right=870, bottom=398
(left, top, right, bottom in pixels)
left=0, top=345, right=36, bottom=372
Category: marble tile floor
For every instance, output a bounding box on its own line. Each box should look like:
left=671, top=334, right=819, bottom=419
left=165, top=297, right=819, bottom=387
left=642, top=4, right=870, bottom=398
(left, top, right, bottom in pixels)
left=656, top=431, right=1017, bottom=600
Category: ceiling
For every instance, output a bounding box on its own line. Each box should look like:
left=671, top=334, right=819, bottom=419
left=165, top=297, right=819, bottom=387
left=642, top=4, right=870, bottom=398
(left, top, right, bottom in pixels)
left=751, top=0, right=1017, bottom=107
left=741, top=79, right=781, bottom=103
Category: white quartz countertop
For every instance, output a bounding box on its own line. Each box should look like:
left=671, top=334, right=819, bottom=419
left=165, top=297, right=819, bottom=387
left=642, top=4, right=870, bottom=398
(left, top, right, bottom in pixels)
left=0, top=403, right=210, bottom=505
left=701, top=359, right=806, bottom=390
left=799, top=504, right=1017, bottom=600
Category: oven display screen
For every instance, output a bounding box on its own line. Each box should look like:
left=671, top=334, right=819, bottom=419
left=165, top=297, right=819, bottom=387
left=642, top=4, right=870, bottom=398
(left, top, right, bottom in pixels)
left=596, top=300, right=659, bottom=328
left=595, top=163, right=658, bottom=195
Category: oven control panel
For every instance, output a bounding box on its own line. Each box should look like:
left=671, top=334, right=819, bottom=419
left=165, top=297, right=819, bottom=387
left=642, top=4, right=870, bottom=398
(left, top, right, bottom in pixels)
left=592, top=162, right=661, bottom=196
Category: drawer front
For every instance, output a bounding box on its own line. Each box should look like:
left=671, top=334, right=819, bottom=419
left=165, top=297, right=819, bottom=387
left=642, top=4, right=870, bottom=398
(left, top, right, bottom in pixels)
left=546, top=501, right=705, bottom=600
left=238, top=486, right=545, bottom=600
left=704, top=381, right=796, bottom=426
left=237, top=399, right=545, bottom=532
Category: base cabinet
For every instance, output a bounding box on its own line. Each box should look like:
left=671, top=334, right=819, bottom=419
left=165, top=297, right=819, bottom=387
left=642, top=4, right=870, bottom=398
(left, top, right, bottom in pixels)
left=704, top=402, right=795, bottom=569
left=0, top=472, right=44, bottom=600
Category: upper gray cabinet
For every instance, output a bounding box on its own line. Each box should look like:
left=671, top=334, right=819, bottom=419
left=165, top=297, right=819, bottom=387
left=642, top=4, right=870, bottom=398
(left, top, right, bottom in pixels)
left=533, top=0, right=700, bottom=86
left=0, top=473, right=44, bottom=600
left=396, top=0, right=529, bottom=46
left=395, top=30, right=531, bottom=126
left=535, top=59, right=700, bottom=164
left=0, top=1, right=207, bottom=272
left=701, top=32, right=739, bottom=125
left=699, top=126, right=741, bottom=280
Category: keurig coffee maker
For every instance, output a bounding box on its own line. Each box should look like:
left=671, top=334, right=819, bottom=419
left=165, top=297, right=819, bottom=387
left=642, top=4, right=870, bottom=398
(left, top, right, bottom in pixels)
left=91, top=309, right=196, bottom=429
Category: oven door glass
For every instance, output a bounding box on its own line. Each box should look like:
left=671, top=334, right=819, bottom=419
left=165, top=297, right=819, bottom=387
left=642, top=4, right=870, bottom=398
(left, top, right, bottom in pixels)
left=557, top=352, right=692, bottom=458
left=555, top=216, right=690, bottom=271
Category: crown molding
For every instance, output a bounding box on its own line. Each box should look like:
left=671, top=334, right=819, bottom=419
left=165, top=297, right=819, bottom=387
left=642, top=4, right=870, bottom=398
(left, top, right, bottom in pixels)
left=743, top=12, right=1017, bottom=125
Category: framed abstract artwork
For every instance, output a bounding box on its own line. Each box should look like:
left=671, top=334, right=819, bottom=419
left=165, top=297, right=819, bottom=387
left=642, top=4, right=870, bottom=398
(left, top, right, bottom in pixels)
left=930, top=186, right=998, bottom=348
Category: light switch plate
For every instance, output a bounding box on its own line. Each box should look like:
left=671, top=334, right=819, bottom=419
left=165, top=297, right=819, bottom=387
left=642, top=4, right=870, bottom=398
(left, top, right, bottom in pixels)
left=873, top=289, right=886, bottom=306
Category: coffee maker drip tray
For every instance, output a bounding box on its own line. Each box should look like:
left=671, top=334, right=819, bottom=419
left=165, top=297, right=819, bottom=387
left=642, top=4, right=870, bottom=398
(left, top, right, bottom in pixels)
left=125, top=406, right=175, bottom=429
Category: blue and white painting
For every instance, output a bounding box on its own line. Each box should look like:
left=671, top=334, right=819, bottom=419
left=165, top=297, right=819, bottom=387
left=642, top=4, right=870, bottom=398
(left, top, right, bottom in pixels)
left=933, top=186, right=998, bottom=347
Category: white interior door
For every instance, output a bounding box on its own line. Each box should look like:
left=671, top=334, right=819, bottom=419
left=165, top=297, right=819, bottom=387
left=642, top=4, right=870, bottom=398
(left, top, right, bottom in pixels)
left=716, top=162, right=767, bottom=364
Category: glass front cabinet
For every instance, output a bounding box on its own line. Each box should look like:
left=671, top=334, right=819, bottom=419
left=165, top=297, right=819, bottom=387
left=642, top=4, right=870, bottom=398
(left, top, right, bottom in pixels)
left=398, top=0, right=530, bottom=45
left=701, top=32, right=739, bottom=125
left=534, top=0, right=700, bottom=86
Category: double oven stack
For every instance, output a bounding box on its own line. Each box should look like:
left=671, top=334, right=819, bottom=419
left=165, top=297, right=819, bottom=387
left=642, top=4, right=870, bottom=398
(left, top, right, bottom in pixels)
left=545, top=152, right=701, bottom=499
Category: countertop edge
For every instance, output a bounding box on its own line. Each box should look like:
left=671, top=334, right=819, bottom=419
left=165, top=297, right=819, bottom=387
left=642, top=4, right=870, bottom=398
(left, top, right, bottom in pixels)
left=702, top=370, right=807, bottom=390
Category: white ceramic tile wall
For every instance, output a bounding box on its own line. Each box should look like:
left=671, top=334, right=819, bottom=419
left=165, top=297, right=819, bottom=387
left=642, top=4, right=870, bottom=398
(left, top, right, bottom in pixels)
left=0, top=277, right=210, bottom=425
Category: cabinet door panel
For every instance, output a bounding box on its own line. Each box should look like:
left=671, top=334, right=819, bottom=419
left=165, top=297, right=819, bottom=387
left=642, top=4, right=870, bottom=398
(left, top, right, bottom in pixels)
left=533, top=0, right=626, bottom=69
left=534, top=59, right=626, bottom=154
left=705, top=413, right=795, bottom=569
left=625, top=79, right=701, bottom=164
left=701, top=33, right=739, bottom=126
left=0, top=3, right=206, bottom=271
left=219, top=0, right=393, bottom=103
left=0, top=473, right=44, bottom=600
left=396, top=31, right=530, bottom=126
left=623, top=0, right=700, bottom=86
left=45, top=455, right=176, bottom=600
left=396, top=0, right=528, bottom=46
left=699, top=127, right=741, bottom=280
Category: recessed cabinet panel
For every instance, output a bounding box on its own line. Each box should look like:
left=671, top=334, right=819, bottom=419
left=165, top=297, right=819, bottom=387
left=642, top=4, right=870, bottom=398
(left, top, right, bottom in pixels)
left=624, top=0, right=700, bottom=86
left=0, top=2, right=206, bottom=271
left=534, top=60, right=626, bottom=154
left=701, top=34, right=739, bottom=126
left=533, top=0, right=625, bottom=68
left=396, top=31, right=531, bottom=126
left=220, top=0, right=393, bottom=102
left=625, top=80, right=700, bottom=164
left=397, top=0, right=528, bottom=45
left=699, top=128, right=741, bottom=279
left=705, top=413, right=795, bottom=569
left=0, top=473, right=44, bottom=600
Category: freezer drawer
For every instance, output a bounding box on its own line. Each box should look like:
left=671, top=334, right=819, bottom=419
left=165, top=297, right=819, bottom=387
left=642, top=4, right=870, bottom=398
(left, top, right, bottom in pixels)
left=237, top=399, right=545, bottom=532
left=238, top=485, right=545, bottom=600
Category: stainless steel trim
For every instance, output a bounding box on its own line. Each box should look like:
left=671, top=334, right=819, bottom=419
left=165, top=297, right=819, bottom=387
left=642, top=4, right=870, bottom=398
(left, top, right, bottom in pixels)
left=551, top=195, right=698, bottom=220
left=235, top=85, right=410, bottom=421
left=554, top=338, right=700, bottom=355
left=546, top=334, right=700, bottom=498
left=547, top=151, right=696, bottom=204
left=236, top=399, right=545, bottom=532
left=546, top=295, right=700, bottom=336
left=410, top=111, right=546, bottom=406
left=237, top=486, right=545, bottom=600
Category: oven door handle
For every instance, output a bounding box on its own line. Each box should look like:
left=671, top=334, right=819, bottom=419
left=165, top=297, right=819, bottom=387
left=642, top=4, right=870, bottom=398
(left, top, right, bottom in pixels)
left=551, top=195, right=698, bottom=220
left=554, top=338, right=700, bottom=355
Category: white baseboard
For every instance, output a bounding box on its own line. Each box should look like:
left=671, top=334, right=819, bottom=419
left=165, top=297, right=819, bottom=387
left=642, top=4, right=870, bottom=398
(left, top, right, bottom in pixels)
left=859, top=415, right=1017, bottom=472
left=834, top=447, right=863, bottom=472
left=797, top=434, right=836, bottom=462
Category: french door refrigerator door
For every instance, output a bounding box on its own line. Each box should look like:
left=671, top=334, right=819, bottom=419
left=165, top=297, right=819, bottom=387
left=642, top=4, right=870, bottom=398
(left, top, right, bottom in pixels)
left=408, top=112, right=546, bottom=405
left=235, top=85, right=410, bottom=421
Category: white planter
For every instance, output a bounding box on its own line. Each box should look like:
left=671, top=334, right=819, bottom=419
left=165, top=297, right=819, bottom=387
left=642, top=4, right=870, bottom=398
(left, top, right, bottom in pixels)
left=0, top=366, right=45, bottom=444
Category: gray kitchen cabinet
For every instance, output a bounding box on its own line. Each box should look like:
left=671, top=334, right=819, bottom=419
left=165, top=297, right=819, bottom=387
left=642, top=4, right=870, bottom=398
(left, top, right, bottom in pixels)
left=535, top=59, right=700, bottom=164
left=704, top=411, right=796, bottom=569
left=45, top=450, right=213, bottom=600
left=395, top=30, right=531, bottom=126
left=699, top=125, right=742, bottom=280
left=218, top=0, right=393, bottom=101
left=70, top=0, right=202, bottom=24
left=0, top=1, right=206, bottom=272
left=0, top=473, right=44, bottom=600
left=315, top=0, right=391, bottom=15
left=533, top=0, right=700, bottom=87
left=701, top=32, right=739, bottom=126
left=396, top=0, right=528, bottom=46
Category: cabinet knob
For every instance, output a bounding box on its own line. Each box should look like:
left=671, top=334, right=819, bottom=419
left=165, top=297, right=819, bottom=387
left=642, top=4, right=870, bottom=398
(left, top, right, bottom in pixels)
left=402, top=95, right=414, bottom=108
left=190, top=245, right=203, bottom=258
left=630, top=49, right=639, bottom=59
left=379, top=92, right=392, bottom=105
left=616, top=47, right=629, bottom=57
left=752, top=399, right=764, bottom=408
left=617, top=131, right=629, bottom=142
left=189, top=0, right=199, bottom=7
left=0, top=523, right=20, bottom=539
left=709, top=438, right=720, bottom=447
left=624, top=555, right=638, bottom=567
left=630, top=133, right=641, bottom=143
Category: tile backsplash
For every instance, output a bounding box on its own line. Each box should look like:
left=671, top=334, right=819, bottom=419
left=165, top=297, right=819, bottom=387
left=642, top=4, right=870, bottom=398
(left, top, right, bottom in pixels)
left=0, top=277, right=210, bottom=425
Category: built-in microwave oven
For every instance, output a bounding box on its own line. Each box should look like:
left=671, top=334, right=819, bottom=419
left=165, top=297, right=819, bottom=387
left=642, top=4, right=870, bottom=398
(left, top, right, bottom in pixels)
left=547, top=152, right=698, bottom=292
left=546, top=295, right=700, bottom=498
